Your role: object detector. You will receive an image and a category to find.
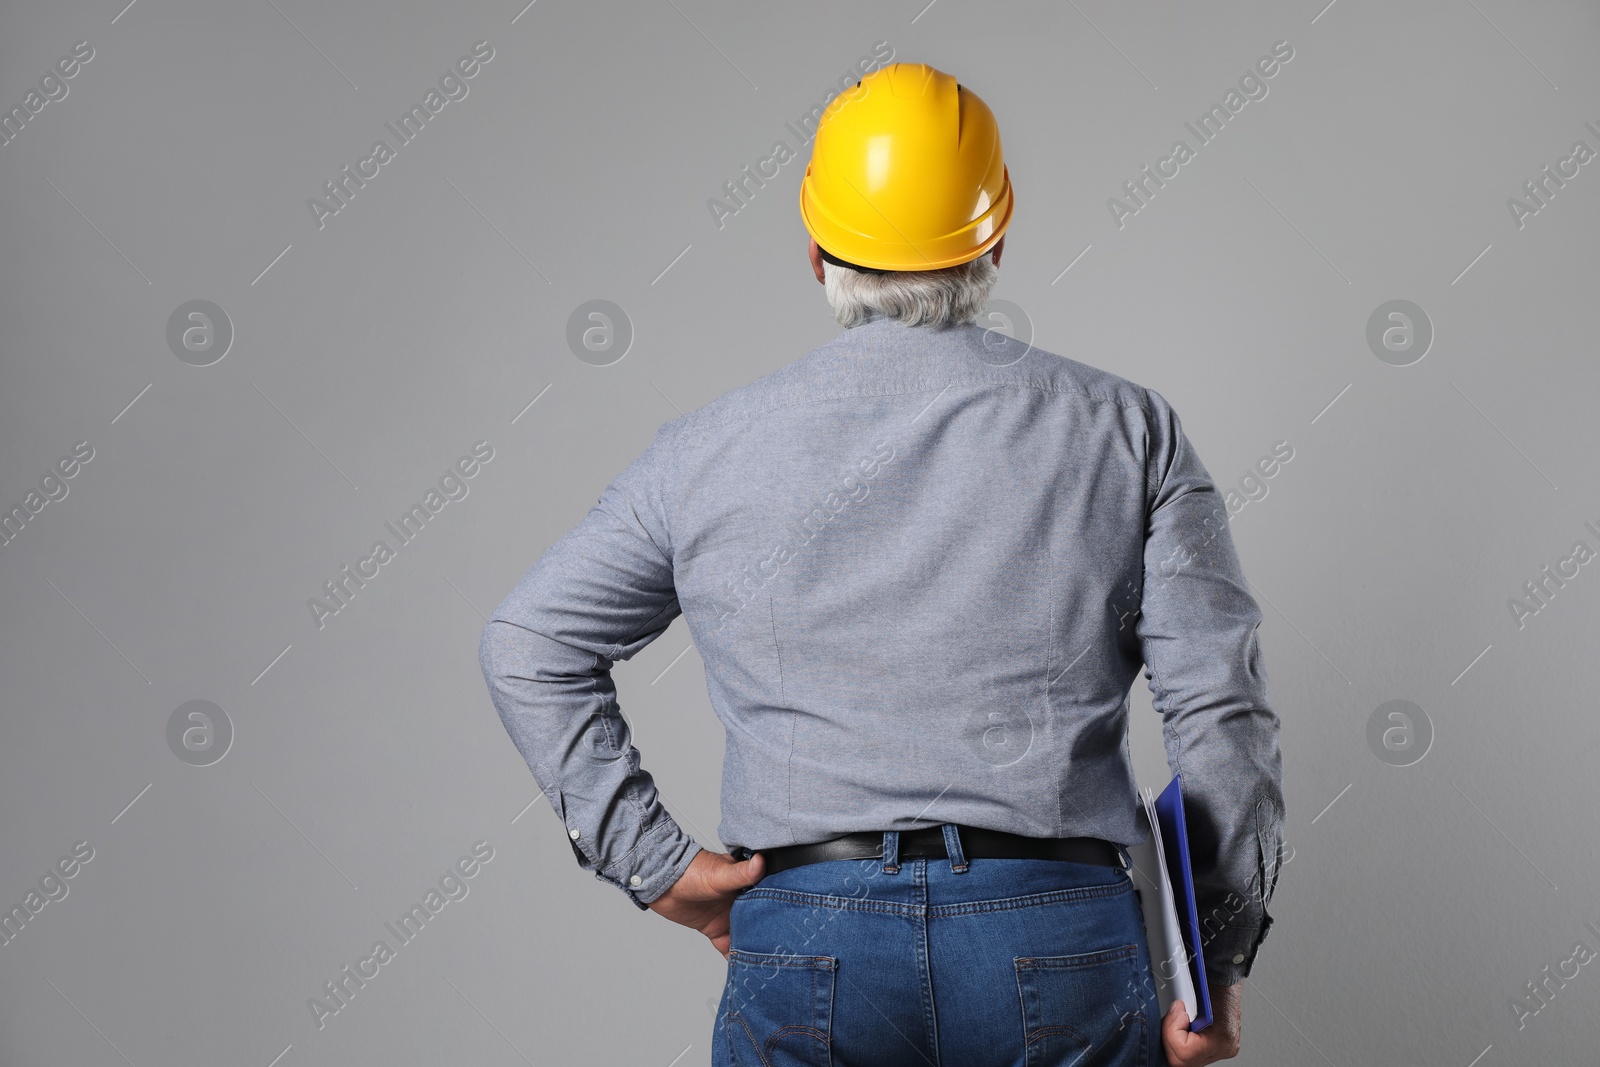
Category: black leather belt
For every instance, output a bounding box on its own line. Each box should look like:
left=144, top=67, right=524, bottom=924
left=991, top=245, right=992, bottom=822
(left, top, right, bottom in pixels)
left=750, top=825, right=1125, bottom=877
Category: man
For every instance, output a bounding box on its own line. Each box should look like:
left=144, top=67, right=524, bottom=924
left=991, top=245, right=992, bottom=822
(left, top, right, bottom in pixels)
left=479, top=61, right=1284, bottom=1067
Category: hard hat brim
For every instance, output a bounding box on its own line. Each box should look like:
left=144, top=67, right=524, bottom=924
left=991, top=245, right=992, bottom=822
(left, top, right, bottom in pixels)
left=799, top=166, right=1014, bottom=272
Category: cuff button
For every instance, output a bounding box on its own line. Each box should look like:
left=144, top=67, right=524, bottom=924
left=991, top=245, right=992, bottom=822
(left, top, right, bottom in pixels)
left=1232, top=953, right=1245, bottom=965
left=629, top=875, right=643, bottom=887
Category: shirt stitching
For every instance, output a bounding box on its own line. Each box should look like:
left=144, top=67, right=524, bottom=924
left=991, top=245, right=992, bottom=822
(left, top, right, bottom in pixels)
left=1048, top=526, right=1062, bottom=839
left=771, top=593, right=798, bottom=846
left=674, top=378, right=1152, bottom=441
left=593, top=815, right=670, bottom=882
left=587, top=649, right=653, bottom=824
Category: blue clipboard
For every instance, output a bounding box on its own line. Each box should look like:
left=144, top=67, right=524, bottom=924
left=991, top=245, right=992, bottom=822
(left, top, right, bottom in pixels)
left=1154, top=774, right=1213, bottom=1031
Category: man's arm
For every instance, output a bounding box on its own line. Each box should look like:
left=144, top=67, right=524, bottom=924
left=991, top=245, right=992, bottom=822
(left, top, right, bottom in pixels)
left=1135, top=389, right=1286, bottom=987
left=477, top=421, right=702, bottom=910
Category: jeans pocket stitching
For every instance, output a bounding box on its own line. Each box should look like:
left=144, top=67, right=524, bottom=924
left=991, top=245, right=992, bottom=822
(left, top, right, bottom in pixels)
left=728, top=948, right=837, bottom=966
left=1016, top=942, right=1138, bottom=970
left=726, top=952, right=835, bottom=1067
left=765, top=1024, right=830, bottom=1064
left=726, top=1012, right=772, bottom=1067
left=1015, top=944, right=1146, bottom=1066
left=1024, top=1023, right=1091, bottom=1051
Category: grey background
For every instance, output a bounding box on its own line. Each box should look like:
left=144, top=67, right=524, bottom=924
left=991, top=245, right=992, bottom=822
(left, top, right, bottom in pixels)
left=2, top=0, right=1596, bottom=1064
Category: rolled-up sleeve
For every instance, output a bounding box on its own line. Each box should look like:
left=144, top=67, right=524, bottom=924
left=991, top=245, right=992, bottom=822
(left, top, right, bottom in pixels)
left=478, top=420, right=702, bottom=909
left=1136, top=390, right=1286, bottom=985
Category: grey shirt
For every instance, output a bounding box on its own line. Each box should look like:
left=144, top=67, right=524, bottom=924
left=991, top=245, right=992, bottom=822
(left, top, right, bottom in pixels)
left=478, top=310, right=1285, bottom=983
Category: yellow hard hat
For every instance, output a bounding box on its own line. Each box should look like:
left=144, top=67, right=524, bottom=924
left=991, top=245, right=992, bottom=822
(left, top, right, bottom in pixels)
left=799, top=62, right=1014, bottom=272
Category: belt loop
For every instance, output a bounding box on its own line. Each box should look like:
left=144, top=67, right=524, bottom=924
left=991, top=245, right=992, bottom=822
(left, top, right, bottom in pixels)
left=942, top=823, right=969, bottom=873
left=881, top=829, right=900, bottom=875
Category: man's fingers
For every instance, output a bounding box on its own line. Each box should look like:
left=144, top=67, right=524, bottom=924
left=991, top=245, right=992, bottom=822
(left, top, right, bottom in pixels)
left=714, top=852, right=764, bottom=892
left=687, top=851, right=765, bottom=897
left=1162, top=1000, right=1241, bottom=1067
left=1163, top=999, right=1197, bottom=1064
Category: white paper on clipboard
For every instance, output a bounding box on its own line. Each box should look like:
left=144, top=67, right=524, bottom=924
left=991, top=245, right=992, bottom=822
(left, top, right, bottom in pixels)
left=1126, top=785, right=1198, bottom=1024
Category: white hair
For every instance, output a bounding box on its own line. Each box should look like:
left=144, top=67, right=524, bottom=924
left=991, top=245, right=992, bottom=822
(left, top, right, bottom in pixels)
left=822, top=251, right=999, bottom=328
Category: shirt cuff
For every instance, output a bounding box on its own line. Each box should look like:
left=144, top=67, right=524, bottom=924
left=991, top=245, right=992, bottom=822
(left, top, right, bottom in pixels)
left=1202, top=911, right=1274, bottom=985
left=574, top=811, right=702, bottom=910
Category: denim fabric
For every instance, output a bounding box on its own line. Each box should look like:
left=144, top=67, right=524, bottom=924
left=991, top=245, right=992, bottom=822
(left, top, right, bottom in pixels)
left=713, top=826, right=1167, bottom=1067
left=478, top=310, right=1285, bottom=983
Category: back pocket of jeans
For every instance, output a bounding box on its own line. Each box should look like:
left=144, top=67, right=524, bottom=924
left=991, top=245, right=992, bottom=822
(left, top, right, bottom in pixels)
left=1015, top=943, right=1147, bottom=1067
left=725, top=948, right=836, bottom=1067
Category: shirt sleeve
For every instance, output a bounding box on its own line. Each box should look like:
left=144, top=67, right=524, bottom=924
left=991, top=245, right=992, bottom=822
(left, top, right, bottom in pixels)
left=1135, top=389, right=1286, bottom=985
left=477, top=419, right=702, bottom=910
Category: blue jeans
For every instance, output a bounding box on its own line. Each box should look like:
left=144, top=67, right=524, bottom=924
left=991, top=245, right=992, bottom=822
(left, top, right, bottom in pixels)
left=712, top=823, right=1168, bottom=1067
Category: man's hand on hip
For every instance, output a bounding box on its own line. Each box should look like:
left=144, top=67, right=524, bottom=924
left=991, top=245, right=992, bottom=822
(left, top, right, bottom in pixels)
left=1163, top=979, right=1244, bottom=1066
left=645, top=849, right=765, bottom=958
